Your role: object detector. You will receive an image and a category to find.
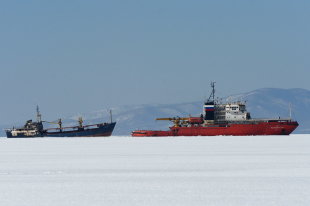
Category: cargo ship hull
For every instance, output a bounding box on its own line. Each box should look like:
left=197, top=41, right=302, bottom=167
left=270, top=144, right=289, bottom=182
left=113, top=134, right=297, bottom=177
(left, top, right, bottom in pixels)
left=44, top=122, right=116, bottom=137
left=132, top=121, right=299, bottom=137
left=6, top=122, right=116, bottom=138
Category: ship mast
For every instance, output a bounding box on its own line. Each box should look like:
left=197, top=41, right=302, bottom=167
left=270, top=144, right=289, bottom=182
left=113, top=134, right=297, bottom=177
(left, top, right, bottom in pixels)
left=207, top=82, right=216, bottom=103
left=36, top=105, right=42, bottom=123
left=78, top=117, right=83, bottom=128
left=109, top=110, right=113, bottom=123
left=289, top=103, right=292, bottom=119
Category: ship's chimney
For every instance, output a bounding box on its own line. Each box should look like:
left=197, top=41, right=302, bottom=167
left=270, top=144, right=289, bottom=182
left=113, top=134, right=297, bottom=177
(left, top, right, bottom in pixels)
left=204, top=101, right=215, bottom=121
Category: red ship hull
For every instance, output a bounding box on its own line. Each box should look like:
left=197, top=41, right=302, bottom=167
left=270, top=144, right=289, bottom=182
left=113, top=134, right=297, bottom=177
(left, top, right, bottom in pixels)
left=132, top=121, right=299, bottom=137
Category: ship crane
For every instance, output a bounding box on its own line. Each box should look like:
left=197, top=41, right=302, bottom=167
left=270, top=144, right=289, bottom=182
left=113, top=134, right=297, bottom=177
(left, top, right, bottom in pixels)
left=42, top=119, right=63, bottom=131
left=156, top=117, right=190, bottom=127
left=78, top=117, right=83, bottom=128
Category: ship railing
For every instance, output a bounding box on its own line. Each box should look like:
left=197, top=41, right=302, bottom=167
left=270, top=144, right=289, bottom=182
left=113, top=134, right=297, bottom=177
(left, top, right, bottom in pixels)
left=4, top=128, right=32, bottom=132
left=215, top=118, right=293, bottom=125
left=250, top=118, right=293, bottom=122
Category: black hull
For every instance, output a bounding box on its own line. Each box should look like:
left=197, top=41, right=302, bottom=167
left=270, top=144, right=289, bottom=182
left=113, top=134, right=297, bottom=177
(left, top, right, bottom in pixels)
left=6, top=122, right=116, bottom=138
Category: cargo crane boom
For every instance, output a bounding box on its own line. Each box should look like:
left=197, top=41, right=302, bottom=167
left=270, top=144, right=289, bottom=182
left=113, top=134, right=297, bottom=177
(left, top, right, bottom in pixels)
left=156, top=117, right=189, bottom=121
left=156, top=117, right=190, bottom=127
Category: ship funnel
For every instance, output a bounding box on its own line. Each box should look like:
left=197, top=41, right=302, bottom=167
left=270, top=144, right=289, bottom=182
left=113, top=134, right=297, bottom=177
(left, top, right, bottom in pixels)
left=204, top=101, right=215, bottom=121
left=204, top=82, right=216, bottom=121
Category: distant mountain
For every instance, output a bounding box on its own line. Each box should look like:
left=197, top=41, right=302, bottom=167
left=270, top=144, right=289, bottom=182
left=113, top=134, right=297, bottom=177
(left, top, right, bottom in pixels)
left=1, top=88, right=310, bottom=136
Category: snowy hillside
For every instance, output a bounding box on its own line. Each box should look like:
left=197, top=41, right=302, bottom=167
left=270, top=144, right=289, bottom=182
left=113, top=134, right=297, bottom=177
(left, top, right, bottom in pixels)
left=0, top=135, right=309, bottom=206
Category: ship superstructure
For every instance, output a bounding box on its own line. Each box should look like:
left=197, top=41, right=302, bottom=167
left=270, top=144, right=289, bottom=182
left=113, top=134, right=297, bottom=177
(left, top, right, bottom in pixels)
left=132, top=83, right=299, bottom=136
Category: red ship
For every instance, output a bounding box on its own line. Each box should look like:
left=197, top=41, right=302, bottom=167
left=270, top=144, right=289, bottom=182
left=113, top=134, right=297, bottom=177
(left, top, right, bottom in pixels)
left=132, top=83, right=299, bottom=137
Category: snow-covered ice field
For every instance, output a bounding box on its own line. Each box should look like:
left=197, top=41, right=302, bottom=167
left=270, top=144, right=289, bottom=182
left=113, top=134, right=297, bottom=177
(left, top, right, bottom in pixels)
left=0, top=135, right=309, bottom=206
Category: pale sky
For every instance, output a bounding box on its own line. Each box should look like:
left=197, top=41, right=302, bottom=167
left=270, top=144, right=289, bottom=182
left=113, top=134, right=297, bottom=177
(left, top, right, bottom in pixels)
left=0, top=0, right=309, bottom=124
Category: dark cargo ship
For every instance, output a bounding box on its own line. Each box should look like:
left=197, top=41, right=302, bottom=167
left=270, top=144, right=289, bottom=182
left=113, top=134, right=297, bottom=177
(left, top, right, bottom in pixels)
left=5, top=107, right=116, bottom=138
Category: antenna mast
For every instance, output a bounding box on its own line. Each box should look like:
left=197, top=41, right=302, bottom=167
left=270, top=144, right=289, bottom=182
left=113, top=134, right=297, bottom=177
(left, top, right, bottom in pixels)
left=108, top=109, right=113, bottom=123
left=289, top=103, right=292, bottom=119
left=36, top=105, right=42, bottom=122
left=207, top=82, right=216, bottom=102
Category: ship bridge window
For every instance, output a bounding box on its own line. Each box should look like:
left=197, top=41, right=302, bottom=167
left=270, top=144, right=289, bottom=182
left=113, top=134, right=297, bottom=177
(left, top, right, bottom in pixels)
left=231, top=107, right=238, bottom=110
left=239, top=105, right=245, bottom=111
